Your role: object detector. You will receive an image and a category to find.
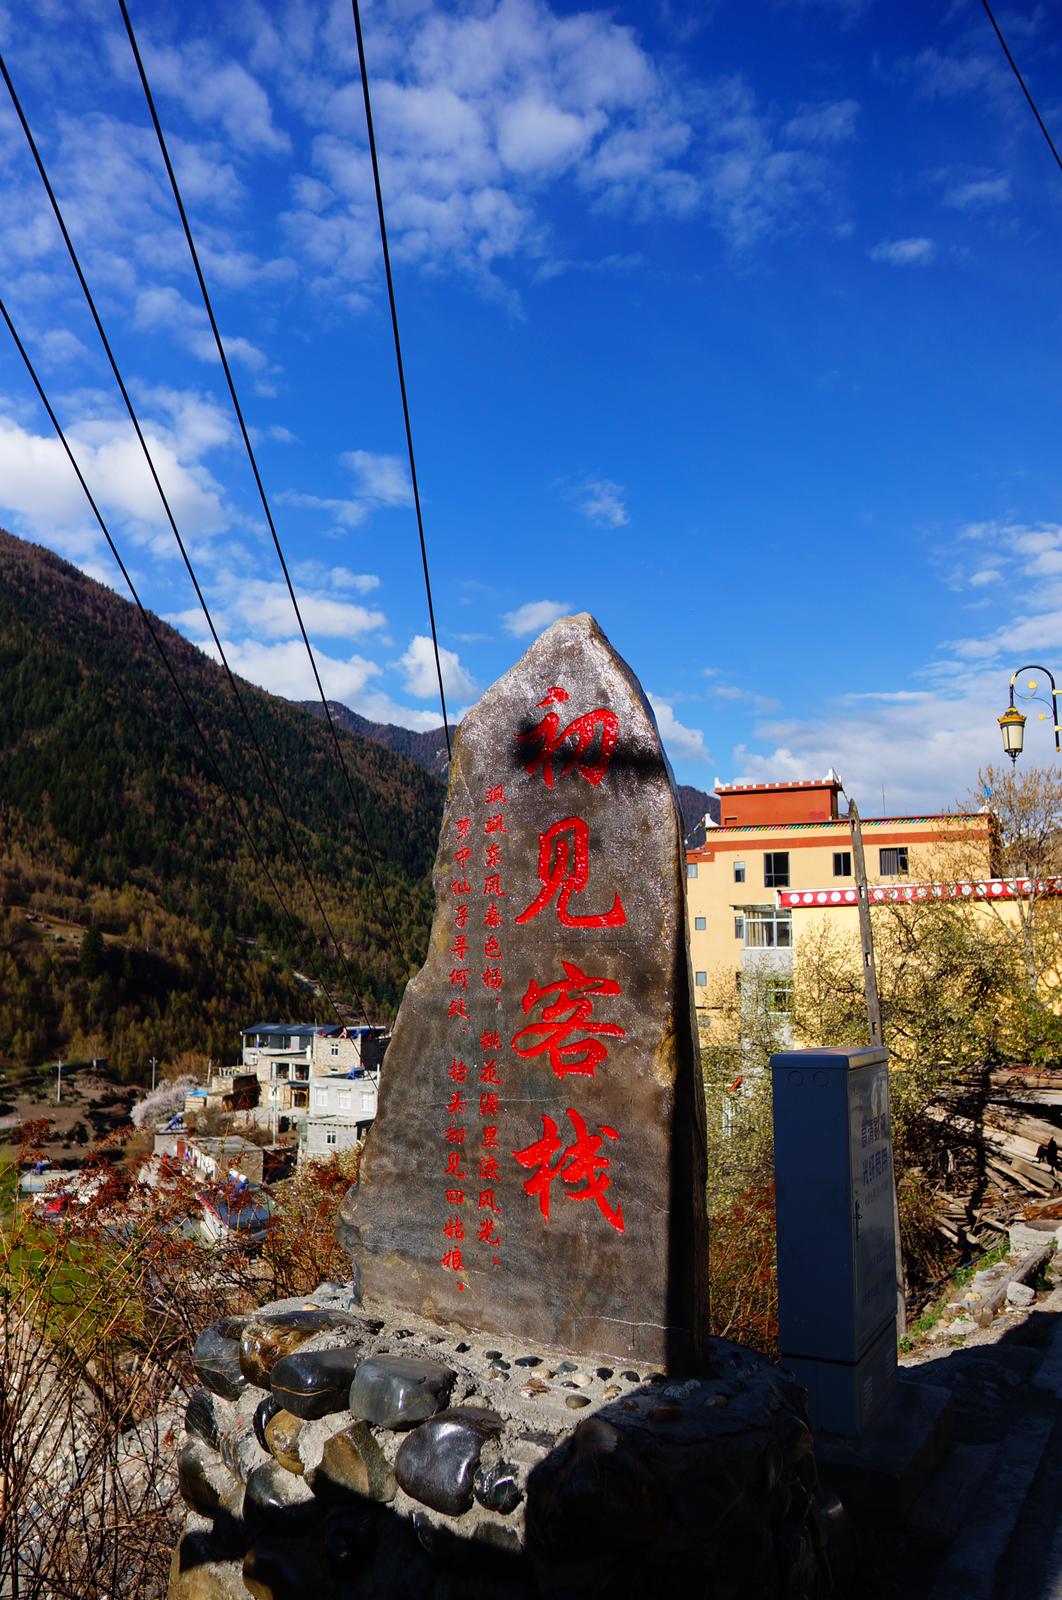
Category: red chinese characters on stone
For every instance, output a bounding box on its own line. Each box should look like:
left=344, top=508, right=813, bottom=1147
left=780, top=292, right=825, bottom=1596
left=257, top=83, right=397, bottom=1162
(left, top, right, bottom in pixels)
left=518, top=686, right=619, bottom=790
left=512, top=1108, right=624, bottom=1233
left=511, top=960, right=625, bottom=1079
left=516, top=818, right=626, bottom=928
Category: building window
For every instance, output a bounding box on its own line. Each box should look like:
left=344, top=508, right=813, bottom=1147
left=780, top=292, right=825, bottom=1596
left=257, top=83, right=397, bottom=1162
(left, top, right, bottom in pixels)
left=326, top=1130, right=337, bottom=1147
left=833, top=851, right=852, bottom=877
left=687, top=862, right=698, bottom=878
left=330, top=1042, right=339, bottom=1057
left=764, top=977, right=793, bottom=1014
left=694, top=915, right=706, bottom=931
left=734, top=915, right=745, bottom=940
left=763, top=852, right=790, bottom=888
left=733, top=861, right=745, bottom=884
left=743, top=908, right=792, bottom=948
left=879, top=847, right=909, bottom=876
left=695, top=970, right=707, bottom=987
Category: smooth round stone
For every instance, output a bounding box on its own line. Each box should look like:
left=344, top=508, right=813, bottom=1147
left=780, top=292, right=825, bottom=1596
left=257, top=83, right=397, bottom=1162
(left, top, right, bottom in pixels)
left=570, top=1372, right=592, bottom=1388
left=596, top=1367, right=614, bottom=1380
left=556, top=1361, right=577, bottom=1374
left=240, top=1309, right=357, bottom=1388
left=185, top=1388, right=221, bottom=1451
left=484, top=1350, right=503, bottom=1360
left=253, top=1394, right=282, bottom=1452
left=193, top=1318, right=249, bottom=1401
left=271, top=1346, right=362, bottom=1420
left=514, top=1355, right=542, bottom=1368
left=490, top=1358, right=512, bottom=1372
left=219, top=1416, right=264, bottom=1481
left=264, top=1409, right=304, bottom=1475
left=621, top=1371, right=640, bottom=1383
left=347, top=1354, right=456, bottom=1430
left=243, top=1461, right=319, bottom=1536
left=314, top=1420, right=397, bottom=1504
left=602, top=1385, right=622, bottom=1400
left=394, top=1405, right=503, bottom=1516
left=473, top=1459, right=523, bottom=1515
left=565, top=1395, right=591, bottom=1410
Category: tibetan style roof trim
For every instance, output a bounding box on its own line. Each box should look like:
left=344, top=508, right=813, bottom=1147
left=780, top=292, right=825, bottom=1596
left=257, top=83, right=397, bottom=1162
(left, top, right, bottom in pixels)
left=686, top=814, right=980, bottom=851
left=715, top=778, right=840, bottom=794
left=777, top=877, right=1062, bottom=910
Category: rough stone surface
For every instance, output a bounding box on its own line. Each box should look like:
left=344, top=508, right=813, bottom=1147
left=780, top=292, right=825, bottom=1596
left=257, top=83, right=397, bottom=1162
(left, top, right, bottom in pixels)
left=339, top=614, right=709, bottom=1370
left=270, top=1347, right=363, bottom=1420
left=395, top=1405, right=504, bottom=1515
left=348, top=1353, right=456, bottom=1429
left=1006, top=1280, right=1036, bottom=1308
left=172, top=1291, right=830, bottom=1600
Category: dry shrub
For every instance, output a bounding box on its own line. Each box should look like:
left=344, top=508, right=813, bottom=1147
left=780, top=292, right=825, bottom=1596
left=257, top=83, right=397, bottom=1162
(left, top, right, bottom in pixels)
left=261, top=1148, right=362, bottom=1299
left=708, top=1184, right=779, bottom=1357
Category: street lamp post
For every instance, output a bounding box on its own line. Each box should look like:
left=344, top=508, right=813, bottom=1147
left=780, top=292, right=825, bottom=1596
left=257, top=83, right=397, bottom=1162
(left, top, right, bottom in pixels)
left=998, top=664, right=1060, bottom=764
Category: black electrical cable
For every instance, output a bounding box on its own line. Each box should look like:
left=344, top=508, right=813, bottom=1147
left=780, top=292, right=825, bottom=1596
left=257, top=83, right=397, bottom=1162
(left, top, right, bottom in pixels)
left=118, top=0, right=407, bottom=959
left=0, top=292, right=351, bottom=1027
left=0, top=48, right=372, bottom=1023
left=350, top=0, right=452, bottom=760
left=980, top=0, right=1062, bottom=176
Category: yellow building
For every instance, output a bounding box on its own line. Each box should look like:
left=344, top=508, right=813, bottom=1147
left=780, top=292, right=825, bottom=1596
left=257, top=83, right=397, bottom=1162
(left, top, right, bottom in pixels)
left=686, top=775, right=994, bottom=1022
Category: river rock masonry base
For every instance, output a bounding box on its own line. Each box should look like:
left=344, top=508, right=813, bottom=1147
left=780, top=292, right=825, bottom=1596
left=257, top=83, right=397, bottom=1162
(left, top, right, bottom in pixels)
left=170, top=1284, right=838, bottom=1600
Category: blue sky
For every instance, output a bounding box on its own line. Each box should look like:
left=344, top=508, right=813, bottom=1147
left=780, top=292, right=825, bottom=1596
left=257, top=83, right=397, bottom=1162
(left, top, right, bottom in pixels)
left=0, top=0, right=1060, bottom=815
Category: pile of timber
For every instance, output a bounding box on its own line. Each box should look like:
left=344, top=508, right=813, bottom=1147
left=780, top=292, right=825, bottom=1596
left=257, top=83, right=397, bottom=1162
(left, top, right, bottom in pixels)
left=924, top=1067, right=1062, bottom=1247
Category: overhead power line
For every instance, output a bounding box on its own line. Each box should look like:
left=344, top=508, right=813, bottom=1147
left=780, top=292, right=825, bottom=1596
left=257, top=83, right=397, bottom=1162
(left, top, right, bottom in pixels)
left=980, top=0, right=1062, bottom=176
left=0, top=49, right=372, bottom=1024
left=350, top=0, right=453, bottom=760
left=118, top=0, right=406, bottom=959
left=0, top=292, right=350, bottom=1027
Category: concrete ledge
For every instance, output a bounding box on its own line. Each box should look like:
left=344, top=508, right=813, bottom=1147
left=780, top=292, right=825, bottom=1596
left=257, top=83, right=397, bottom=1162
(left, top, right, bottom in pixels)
left=814, top=1374, right=953, bottom=1520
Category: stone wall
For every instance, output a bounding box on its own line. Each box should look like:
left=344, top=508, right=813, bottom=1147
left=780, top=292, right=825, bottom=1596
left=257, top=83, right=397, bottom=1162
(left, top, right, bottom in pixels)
left=170, top=1282, right=840, bottom=1600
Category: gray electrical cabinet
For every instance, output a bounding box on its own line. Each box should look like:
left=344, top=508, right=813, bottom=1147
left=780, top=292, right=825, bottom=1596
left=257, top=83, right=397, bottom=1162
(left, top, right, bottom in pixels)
left=771, top=1046, right=898, bottom=1436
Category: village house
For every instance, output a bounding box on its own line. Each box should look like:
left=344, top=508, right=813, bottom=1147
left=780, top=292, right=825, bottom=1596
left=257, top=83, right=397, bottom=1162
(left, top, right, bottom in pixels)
left=686, top=773, right=994, bottom=1035
left=241, top=1022, right=386, bottom=1114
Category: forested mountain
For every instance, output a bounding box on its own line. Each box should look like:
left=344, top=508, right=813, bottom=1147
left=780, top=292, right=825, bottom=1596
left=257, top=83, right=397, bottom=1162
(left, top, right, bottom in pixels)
left=0, top=530, right=443, bottom=1077
left=297, top=700, right=450, bottom=777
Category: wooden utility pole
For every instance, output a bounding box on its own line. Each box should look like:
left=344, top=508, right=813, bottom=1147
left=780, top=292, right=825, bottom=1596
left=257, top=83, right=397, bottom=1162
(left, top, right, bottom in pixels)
left=848, top=799, right=882, bottom=1047
left=849, top=798, right=905, bottom=1333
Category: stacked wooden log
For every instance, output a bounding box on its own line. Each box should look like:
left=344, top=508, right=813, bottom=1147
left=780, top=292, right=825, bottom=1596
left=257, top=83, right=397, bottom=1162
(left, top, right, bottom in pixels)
left=923, top=1067, right=1062, bottom=1247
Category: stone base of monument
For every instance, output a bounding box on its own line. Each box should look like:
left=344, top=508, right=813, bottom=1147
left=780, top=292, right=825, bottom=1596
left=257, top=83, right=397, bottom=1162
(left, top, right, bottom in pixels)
left=812, top=1376, right=954, bottom=1522
left=169, top=1283, right=839, bottom=1600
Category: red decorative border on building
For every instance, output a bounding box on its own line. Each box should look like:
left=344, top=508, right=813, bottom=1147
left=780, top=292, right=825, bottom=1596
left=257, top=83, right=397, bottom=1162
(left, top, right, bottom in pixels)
left=778, top=877, right=1062, bottom=910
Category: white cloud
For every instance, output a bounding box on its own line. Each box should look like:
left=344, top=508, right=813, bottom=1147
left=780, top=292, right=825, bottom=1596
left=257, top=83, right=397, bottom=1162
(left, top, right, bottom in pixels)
left=203, top=636, right=380, bottom=702
left=292, top=559, right=380, bottom=594
left=647, top=695, right=708, bottom=764
left=577, top=479, right=629, bottom=528
left=944, top=175, right=1010, bottom=211
left=131, top=37, right=291, bottom=156
left=868, top=237, right=936, bottom=266
left=0, top=411, right=227, bottom=550
left=502, top=599, right=571, bottom=636
left=341, top=450, right=414, bottom=508
left=399, top=634, right=476, bottom=700
left=781, top=99, right=859, bottom=147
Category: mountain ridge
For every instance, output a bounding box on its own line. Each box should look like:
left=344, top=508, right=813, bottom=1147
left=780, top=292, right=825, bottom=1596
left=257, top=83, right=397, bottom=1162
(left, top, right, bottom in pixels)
left=0, top=528, right=440, bottom=1074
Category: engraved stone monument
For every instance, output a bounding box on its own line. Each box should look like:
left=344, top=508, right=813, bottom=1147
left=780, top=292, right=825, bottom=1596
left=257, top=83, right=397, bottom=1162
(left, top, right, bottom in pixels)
left=170, top=617, right=833, bottom=1600
left=339, top=612, right=709, bottom=1371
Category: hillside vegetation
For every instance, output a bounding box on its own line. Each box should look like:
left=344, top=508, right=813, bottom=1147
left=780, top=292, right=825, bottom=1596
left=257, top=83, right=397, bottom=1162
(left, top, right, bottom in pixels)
left=0, top=530, right=443, bottom=1076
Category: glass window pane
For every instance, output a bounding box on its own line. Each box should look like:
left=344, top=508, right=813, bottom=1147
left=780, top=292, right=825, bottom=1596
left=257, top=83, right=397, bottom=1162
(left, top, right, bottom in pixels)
left=687, top=862, right=698, bottom=878
left=694, top=916, right=706, bottom=930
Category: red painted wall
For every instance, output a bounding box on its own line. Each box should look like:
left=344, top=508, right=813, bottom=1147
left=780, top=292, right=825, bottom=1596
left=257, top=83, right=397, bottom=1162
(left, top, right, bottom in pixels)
left=716, top=783, right=841, bottom=827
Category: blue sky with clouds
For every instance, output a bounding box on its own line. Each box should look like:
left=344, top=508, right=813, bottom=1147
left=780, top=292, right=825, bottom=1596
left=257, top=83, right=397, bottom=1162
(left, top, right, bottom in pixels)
left=0, top=0, right=1060, bottom=814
